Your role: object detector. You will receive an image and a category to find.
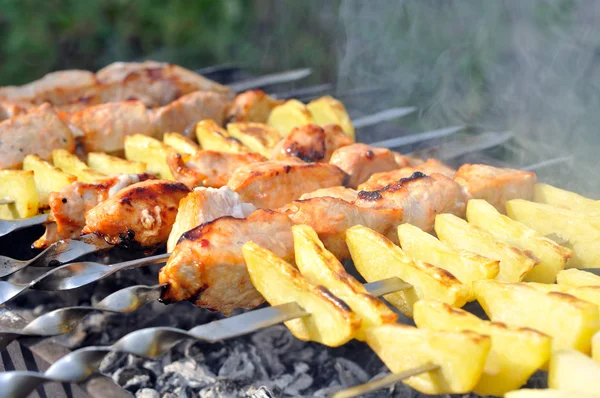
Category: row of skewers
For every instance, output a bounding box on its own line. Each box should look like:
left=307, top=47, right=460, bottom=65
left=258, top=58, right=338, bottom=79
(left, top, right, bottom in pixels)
left=1, top=62, right=599, bottom=398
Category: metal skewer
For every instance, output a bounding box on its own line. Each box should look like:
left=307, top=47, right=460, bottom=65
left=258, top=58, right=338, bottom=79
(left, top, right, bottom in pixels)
left=0, top=233, right=112, bottom=278
left=0, top=277, right=411, bottom=398
left=229, top=68, right=312, bottom=93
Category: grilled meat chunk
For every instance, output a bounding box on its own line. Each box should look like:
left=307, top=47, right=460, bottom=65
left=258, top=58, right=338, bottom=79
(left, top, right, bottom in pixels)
left=166, top=186, right=256, bottom=252
left=0, top=101, right=34, bottom=121
left=299, top=186, right=359, bottom=203
left=168, top=151, right=266, bottom=189
left=96, top=61, right=231, bottom=98
left=280, top=196, right=404, bottom=259
left=355, top=172, right=467, bottom=232
left=227, top=160, right=348, bottom=209
left=82, top=180, right=189, bottom=247
left=271, top=124, right=353, bottom=163
left=69, top=100, right=158, bottom=153
left=151, top=90, right=230, bottom=133
left=225, top=89, right=282, bottom=124
left=329, top=143, right=399, bottom=188
left=33, top=174, right=154, bottom=248
left=393, top=152, right=423, bottom=168
left=159, top=209, right=295, bottom=314
left=453, top=164, right=536, bottom=213
left=0, top=103, right=75, bottom=169
left=0, top=70, right=97, bottom=104
left=358, top=159, right=457, bottom=191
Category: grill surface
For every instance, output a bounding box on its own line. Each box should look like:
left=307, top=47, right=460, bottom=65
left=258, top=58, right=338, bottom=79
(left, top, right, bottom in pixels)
left=0, top=67, right=569, bottom=398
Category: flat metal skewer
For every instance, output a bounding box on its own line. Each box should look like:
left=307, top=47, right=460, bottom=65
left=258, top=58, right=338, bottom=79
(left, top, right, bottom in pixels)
left=229, top=68, right=312, bottom=93
left=0, top=277, right=412, bottom=398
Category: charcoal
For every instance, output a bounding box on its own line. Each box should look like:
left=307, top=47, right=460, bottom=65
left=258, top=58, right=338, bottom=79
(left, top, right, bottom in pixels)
left=163, top=359, right=216, bottom=388
left=245, top=386, right=277, bottom=398
left=335, top=357, right=370, bottom=385
left=137, top=388, right=161, bottom=398
left=136, top=388, right=161, bottom=398
left=124, top=374, right=152, bottom=391
left=99, top=351, right=128, bottom=373
left=218, top=349, right=256, bottom=382
left=113, top=366, right=155, bottom=388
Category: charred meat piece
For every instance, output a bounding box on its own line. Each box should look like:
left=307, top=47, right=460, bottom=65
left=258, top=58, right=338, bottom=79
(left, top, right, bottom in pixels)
left=167, top=151, right=266, bottom=189
left=358, top=159, right=457, bottom=191
left=454, top=164, right=536, bottom=213
left=355, top=172, right=467, bottom=232
left=225, top=89, right=282, bottom=124
left=0, top=103, right=75, bottom=169
left=329, top=143, right=399, bottom=188
left=33, top=174, right=155, bottom=248
left=159, top=209, right=295, bottom=314
left=271, top=124, right=353, bottom=163
left=227, top=160, right=348, bottom=209
left=151, top=90, right=230, bottom=133
left=68, top=100, right=158, bottom=154
left=280, top=196, right=404, bottom=259
left=82, top=180, right=189, bottom=248
left=166, top=186, right=256, bottom=253
left=299, top=186, right=359, bottom=203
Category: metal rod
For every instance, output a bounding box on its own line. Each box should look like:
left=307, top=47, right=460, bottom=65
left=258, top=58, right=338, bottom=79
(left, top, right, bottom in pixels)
left=0, top=213, right=49, bottom=238
left=352, top=107, right=417, bottom=129
left=369, top=125, right=465, bottom=148
left=229, top=68, right=312, bottom=93
left=0, top=199, right=14, bottom=206
left=331, top=363, right=440, bottom=398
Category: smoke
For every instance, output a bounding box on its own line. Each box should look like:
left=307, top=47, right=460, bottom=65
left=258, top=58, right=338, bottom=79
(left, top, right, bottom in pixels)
left=335, top=0, right=600, bottom=195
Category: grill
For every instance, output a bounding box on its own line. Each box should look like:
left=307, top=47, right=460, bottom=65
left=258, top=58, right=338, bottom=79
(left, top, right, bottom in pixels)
left=0, top=65, right=572, bottom=398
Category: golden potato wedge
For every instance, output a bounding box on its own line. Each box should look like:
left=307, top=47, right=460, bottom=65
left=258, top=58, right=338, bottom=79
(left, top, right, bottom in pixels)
left=548, top=349, right=600, bottom=395
left=474, top=279, right=600, bottom=353
left=505, top=389, right=600, bottom=398
left=366, top=324, right=491, bottom=395
left=526, top=283, right=600, bottom=318
left=23, top=154, right=76, bottom=207
left=195, top=119, right=249, bottom=154
left=506, top=199, right=600, bottom=268
left=124, top=134, right=174, bottom=180
left=0, top=170, right=39, bottom=220
left=163, top=132, right=200, bottom=156
left=557, top=269, right=600, bottom=287
left=346, top=225, right=470, bottom=317
left=242, top=241, right=360, bottom=346
left=435, top=213, right=538, bottom=282
left=593, top=331, right=600, bottom=362
left=306, top=96, right=355, bottom=140
left=398, top=223, right=499, bottom=300
left=534, top=183, right=600, bottom=214
left=87, top=152, right=147, bottom=176
left=413, top=299, right=551, bottom=396
left=467, top=199, right=573, bottom=283
left=51, top=149, right=107, bottom=183
left=226, top=122, right=281, bottom=158
left=267, top=99, right=314, bottom=136
left=292, top=225, right=397, bottom=341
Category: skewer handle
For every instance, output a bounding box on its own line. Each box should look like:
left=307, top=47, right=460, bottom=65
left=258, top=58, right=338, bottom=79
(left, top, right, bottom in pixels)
left=0, top=214, right=49, bottom=238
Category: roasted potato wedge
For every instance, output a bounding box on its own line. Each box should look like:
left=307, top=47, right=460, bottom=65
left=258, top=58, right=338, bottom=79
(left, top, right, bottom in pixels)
left=124, top=134, right=175, bottom=180
left=474, top=279, right=600, bottom=353
left=366, top=324, right=491, bottom=395
left=467, top=199, right=572, bottom=283
left=242, top=241, right=360, bottom=346
left=0, top=170, right=39, bottom=220
left=267, top=99, right=314, bottom=136
left=292, top=225, right=397, bottom=341
left=534, top=183, right=600, bottom=214
left=226, top=122, right=281, bottom=158
left=163, top=132, right=200, bottom=156
left=506, top=199, right=600, bottom=268
left=435, top=213, right=538, bottom=282
left=306, top=96, right=355, bottom=140
left=548, top=349, right=600, bottom=395
left=23, top=154, right=76, bottom=207
left=413, top=299, right=551, bottom=396
left=87, top=152, right=147, bottom=176
left=526, top=283, right=600, bottom=317
left=557, top=269, right=600, bottom=287
left=346, top=225, right=470, bottom=317
left=398, top=223, right=499, bottom=300
left=195, top=119, right=249, bottom=154
left=593, top=331, right=600, bottom=362
left=52, top=149, right=107, bottom=183
left=505, top=389, right=600, bottom=398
